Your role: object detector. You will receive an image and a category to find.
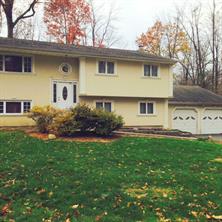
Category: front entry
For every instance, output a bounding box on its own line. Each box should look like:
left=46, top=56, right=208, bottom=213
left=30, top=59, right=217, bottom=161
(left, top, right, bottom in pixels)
left=52, top=81, right=77, bottom=109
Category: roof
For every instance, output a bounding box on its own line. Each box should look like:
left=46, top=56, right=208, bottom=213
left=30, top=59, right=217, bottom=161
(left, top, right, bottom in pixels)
left=169, top=85, right=222, bottom=106
left=0, top=37, right=176, bottom=64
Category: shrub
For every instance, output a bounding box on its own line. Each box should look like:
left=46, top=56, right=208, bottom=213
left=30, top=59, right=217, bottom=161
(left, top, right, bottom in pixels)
left=93, top=109, right=124, bottom=136
left=28, top=106, right=60, bottom=133
left=49, top=110, right=78, bottom=136
left=29, top=104, right=124, bottom=136
left=71, top=104, right=96, bottom=132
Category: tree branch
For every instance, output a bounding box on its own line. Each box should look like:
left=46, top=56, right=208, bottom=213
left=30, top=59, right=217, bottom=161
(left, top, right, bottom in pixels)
left=13, top=0, right=38, bottom=26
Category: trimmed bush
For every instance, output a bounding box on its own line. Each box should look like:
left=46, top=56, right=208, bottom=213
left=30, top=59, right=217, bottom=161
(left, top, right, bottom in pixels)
left=71, top=104, right=96, bottom=132
left=29, top=104, right=124, bottom=136
left=93, top=109, right=124, bottom=136
left=28, top=106, right=60, bottom=133
left=49, top=110, right=78, bottom=136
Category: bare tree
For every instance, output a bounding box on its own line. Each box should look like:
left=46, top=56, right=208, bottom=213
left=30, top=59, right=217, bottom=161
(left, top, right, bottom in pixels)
left=208, top=0, right=221, bottom=93
left=175, top=3, right=211, bottom=88
left=86, top=0, right=120, bottom=47
left=0, top=0, right=39, bottom=38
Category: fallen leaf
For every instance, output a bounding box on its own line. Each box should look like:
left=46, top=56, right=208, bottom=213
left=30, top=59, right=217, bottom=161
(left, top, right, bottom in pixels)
left=71, top=204, right=79, bottom=209
left=212, top=215, right=222, bottom=220
left=1, top=201, right=12, bottom=216
left=37, top=189, right=46, bottom=195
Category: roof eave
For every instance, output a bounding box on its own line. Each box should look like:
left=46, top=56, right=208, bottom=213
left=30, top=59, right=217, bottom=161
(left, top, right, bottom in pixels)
left=0, top=46, right=176, bottom=65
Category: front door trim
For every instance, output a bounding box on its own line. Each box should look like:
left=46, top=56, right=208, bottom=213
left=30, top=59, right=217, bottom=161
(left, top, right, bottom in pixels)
left=51, top=79, right=78, bottom=108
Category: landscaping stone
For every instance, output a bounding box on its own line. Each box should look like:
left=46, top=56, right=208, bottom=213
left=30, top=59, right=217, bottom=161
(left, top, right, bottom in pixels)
left=48, top=134, right=56, bottom=140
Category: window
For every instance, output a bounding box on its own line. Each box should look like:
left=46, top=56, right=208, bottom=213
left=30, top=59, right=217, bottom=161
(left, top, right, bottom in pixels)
left=0, top=102, right=3, bottom=113
left=144, top=65, right=158, bottom=77
left=96, top=102, right=103, bottom=109
left=24, top=57, right=32, bottom=72
left=5, top=56, right=23, bottom=72
left=23, top=102, right=31, bottom=113
left=59, top=63, right=72, bottom=74
left=0, top=55, right=33, bottom=73
left=98, top=61, right=106, bottom=73
left=104, top=102, right=112, bottom=112
left=144, top=65, right=150, bottom=76
left=139, top=102, right=155, bottom=115
left=0, top=55, right=3, bottom=71
left=107, top=62, right=114, bottom=74
left=98, top=61, right=115, bottom=74
left=6, top=102, right=21, bottom=114
left=0, top=101, right=31, bottom=114
left=96, top=101, right=112, bottom=112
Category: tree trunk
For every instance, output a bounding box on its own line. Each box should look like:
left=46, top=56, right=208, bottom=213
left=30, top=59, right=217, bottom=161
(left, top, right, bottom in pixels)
left=7, top=20, right=14, bottom=38
left=3, top=0, right=14, bottom=38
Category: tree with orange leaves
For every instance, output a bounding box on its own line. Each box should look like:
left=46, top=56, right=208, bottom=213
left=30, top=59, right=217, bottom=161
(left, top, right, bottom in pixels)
left=136, top=20, right=190, bottom=59
left=44, top=0, right=91, bottom=44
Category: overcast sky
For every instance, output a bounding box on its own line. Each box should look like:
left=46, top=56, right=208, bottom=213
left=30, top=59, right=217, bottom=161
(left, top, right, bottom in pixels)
left=0, top=0, right=213, bottom=49
left=112, top=0, right=212, bottom=49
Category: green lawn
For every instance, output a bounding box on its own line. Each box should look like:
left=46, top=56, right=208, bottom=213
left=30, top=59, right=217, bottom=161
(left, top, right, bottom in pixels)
left=0, top=132, right=222, bottom=222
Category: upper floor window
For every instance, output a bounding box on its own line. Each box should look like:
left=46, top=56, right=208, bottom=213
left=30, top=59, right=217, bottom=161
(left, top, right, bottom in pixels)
left=0, top=55, right=32, bottom=73
left=139, top=102, right=155, bottom=115
left=144, top=64, right=158, bottom=77
left=96, top=101, right=112, bottom=112
left=98, top=61, right=115, bottom=74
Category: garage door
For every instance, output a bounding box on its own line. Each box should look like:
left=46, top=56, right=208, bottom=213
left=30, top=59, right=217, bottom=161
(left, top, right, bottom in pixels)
left=173, top=109, right=198, bottom=134
left=202, top=109, right=222, bottom=134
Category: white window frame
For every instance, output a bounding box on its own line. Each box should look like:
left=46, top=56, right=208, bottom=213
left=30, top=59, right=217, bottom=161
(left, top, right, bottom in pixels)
left=138, top=101, right=156, bottom=116
left=0, top=53, right=34, bottom=74
left=0, top=100, right=32, bottom=116
left=142, top=63, right=160, bottom=78
left=96, top=60, right=117, bottom=76
left=95, top=100, right=114, bottom=112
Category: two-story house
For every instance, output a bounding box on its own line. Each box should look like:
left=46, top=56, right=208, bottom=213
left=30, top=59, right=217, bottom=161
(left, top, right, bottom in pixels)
left=0, top=38, right=174, bottom=128
left=1, top=37, right=222, bottom=134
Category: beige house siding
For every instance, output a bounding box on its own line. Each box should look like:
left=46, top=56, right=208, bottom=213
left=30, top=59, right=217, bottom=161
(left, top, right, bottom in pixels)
left=0, top=54, right=79, bottom=104
left=83, top=58, right=172, bottom=98
left=0, top=51, right=173, bottom=127
left=81, top=97, right=168, bottom=127
left=0, top=116, right=35, bottom=126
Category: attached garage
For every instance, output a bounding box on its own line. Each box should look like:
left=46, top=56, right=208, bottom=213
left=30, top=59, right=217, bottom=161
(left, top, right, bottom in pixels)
left=173, top=109, right=198, bottom=134
left=169, top=86, right=222, bottom=134
left=202, top=109, right=222, bottom=134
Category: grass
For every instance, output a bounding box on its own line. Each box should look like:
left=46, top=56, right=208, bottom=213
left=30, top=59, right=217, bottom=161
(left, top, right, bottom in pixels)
left=0, top=131, right=222, bottom=222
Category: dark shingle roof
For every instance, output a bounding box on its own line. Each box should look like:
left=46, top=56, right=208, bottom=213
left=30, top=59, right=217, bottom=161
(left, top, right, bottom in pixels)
left=0, top=37, right=176, bottom=64
left=169, top=85, right=222, bottom=106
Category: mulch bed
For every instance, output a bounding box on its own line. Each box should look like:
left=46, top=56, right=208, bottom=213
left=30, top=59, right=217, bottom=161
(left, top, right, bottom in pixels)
left=0, top=126, right=121, bottom=143
left=28, top=132, right=121, bottom=143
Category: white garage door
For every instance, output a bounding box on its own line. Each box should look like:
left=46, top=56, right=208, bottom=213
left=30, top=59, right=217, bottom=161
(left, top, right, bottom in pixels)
left=202, top=109, right=222, bottom=134
left=173, top=109, right=198, bottom=134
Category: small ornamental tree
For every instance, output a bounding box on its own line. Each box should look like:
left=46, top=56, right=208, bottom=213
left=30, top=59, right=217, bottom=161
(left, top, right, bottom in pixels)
left=44, top=0, right=91, bottom=44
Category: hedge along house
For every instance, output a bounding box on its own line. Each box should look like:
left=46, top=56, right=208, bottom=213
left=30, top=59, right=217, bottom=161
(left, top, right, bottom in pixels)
left=169, top=86, right=222, bottom=134
left=0, top=37, right=175, bottom=127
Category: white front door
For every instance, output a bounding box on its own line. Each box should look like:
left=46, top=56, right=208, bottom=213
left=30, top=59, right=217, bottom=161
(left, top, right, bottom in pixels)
left=53, top=81, right=77, bottom=109
left=172, top=109, right=198, bottom=134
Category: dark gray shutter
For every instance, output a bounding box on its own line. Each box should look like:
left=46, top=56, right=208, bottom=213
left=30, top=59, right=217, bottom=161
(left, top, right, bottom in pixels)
left=73, top=84, right=77, bottom=103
